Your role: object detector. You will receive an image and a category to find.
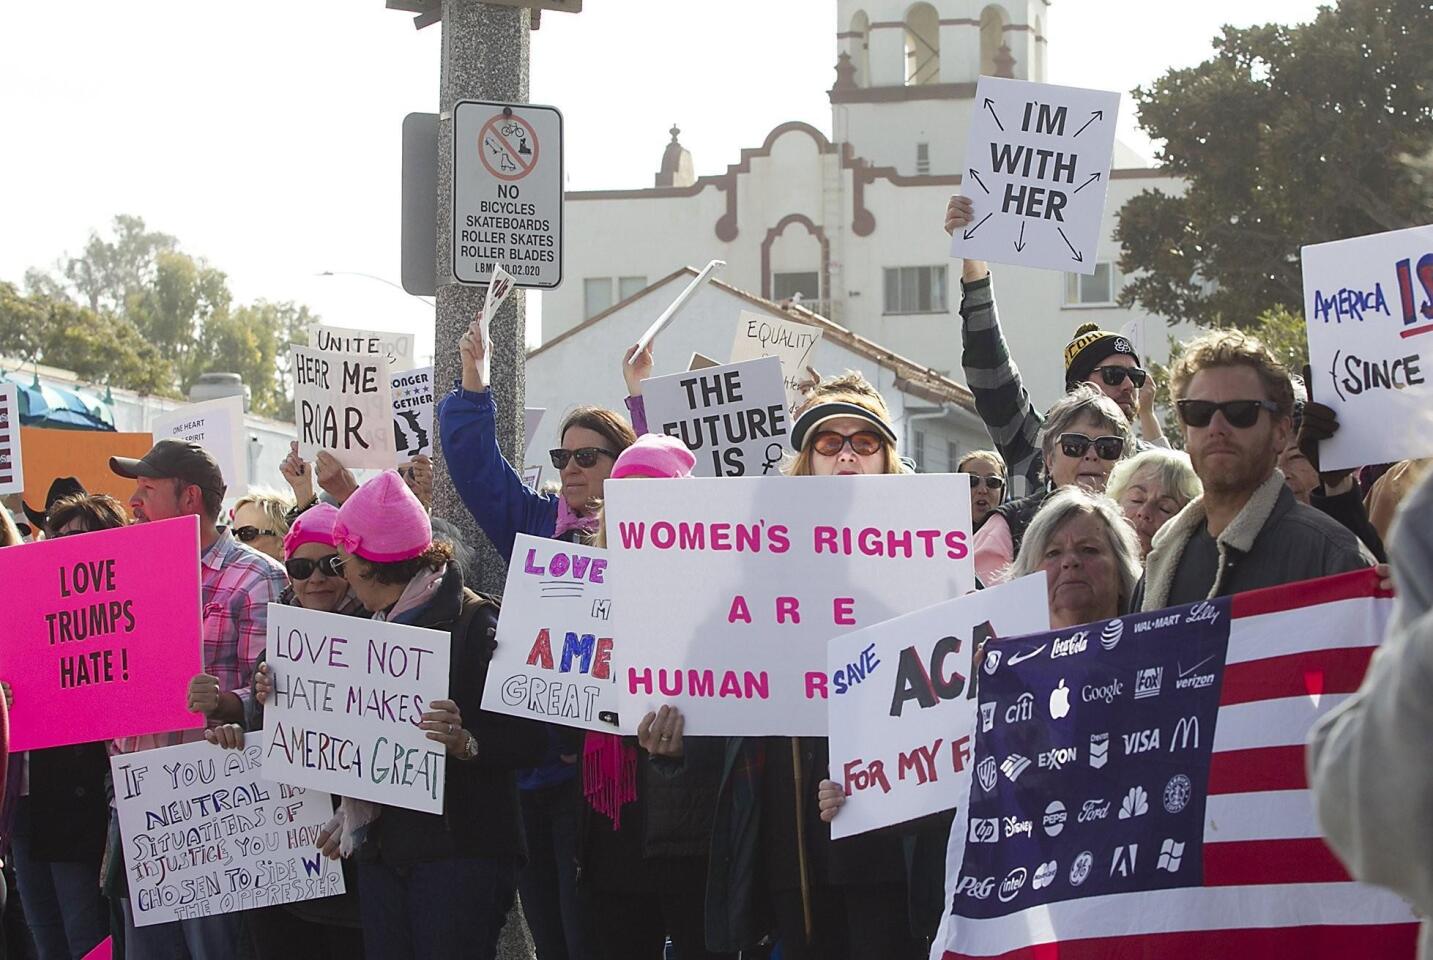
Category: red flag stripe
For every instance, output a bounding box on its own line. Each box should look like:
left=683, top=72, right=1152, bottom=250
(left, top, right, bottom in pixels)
left=1207, top=745, right=1306, bottom=794
left=1202, top=837, right=1352, bottom=886
left=1219, top=646, right=1374, bottom=706
left=1231, top=568, right=1390, bottom=618
left=941, top=922, right=1418, bottom=960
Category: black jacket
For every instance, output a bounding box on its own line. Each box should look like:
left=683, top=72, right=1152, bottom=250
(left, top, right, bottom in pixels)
left=27, top=744, right=109, bottom=863
left=990, top=489, right=1052, bottom=559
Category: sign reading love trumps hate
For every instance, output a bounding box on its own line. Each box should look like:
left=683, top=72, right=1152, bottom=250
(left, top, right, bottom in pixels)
left=826, top=575, right=1050, bottom=839
left=261, top=604, right=451, bottom=814
left=641, top=355, right=789, bottom=478
left=605, top=475, right=975, bottom=736
left=0, top=515, right=204, bottom=752
left=111, top=734, right=344, bottom=926
left=484, top=534, right=618, bottom=731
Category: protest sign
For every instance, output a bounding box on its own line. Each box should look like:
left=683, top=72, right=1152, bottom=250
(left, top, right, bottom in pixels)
left=153, top=396, right=247, bottom=492
left=484, top=533, right=619, bottom=732
left=1301, top=224, right=1433, bottom=471
left=641, top=355, right=789, bottom=477
left=631, top=259, right=724, bottom=357
left=20, top=428, right=153, bottom=505
left=80, top=939, right=111, bottom=960
left=309, top=324, right=416, bottom=371
left=826, top=575, right=1050, bottom=839
left=521, top=465, right=542, bottom=490
left=524, top=407, right=545, bottom=461
left=261, top=604, right=451, bottom=814
left=0, top=515, right=204, bottom=752
left=392, top=365, right=434, bottom=459
left=478, top=265, right=517, bottom=384
left=730, top=311, right=823, bottom=415
left=689, top=353, right=720, bottom=371
left=605, top=474, right=975, bottom=735
left=292, top=345, right=396, bottom=470
left=0, top=383, right=23, bottom=495
left=111, top=733, right=344, bottom=926
left=951, top=76, right=1120, bottom=275
left=933, top=570, right=1414, bottom=958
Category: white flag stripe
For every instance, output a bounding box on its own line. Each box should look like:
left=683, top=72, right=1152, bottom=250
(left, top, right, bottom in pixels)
left=1203, top=790, right=1318, bottom=844
left=948, top=882, right=1417, bottom=957
left=1225, top=598, right=1387, bottom=665
left=1210, top=694, right=1353, bottom=752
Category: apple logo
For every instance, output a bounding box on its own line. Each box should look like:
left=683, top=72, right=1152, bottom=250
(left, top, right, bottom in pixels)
left=1049, top=679, right=1071, bottom=720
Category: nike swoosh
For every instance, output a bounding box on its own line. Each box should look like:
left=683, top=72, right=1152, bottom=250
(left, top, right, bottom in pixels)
left=1178, top=655, right=1215, bottom=678
left=1007, top=644, right=1048, bottom=666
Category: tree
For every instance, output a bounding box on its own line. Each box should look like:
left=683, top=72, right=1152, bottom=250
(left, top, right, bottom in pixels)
left=1115, top=0, right=1433, bottom=329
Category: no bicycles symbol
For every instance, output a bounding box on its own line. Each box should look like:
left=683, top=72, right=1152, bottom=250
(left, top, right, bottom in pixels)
left=479, top=113, right=539, bottom=181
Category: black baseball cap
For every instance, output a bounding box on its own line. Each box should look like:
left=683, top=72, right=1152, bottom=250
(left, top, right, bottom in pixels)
left=110, top=439, right=227, bottom=498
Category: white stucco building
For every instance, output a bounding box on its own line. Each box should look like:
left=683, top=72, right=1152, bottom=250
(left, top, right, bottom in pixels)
left=536, top=0, right=1183, bottom=473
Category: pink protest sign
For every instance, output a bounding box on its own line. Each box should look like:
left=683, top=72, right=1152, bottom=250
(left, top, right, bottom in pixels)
left=81, top=938, right=112, bottom=960
left=0, top=515, right=205, bottom=751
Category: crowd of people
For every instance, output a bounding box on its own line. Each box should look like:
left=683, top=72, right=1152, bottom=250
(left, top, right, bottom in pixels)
left=0, top=192, right=1424, bottom=960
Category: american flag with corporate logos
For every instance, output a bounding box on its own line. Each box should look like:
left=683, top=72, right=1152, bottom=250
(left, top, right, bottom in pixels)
left=933, top=569, right=1420, bottom=960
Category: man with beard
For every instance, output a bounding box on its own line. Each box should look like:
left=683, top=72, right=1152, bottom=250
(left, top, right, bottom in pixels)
left=1135, top=330, right=1369, bottom=610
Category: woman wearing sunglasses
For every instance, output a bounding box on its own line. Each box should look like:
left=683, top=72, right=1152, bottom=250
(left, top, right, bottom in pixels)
left=229, top=489, right=293, bottom=563
left=973, top=385, right=1132, bottom=585
left=958, top=449, right=1008, bottom=531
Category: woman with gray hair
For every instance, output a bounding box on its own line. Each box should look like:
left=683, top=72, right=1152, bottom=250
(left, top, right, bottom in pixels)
left=1106, top=447, right=1202, bottom=558
left=1006, top=485, right=1144, bottom=627
left=973, top=384, right=1132, bottom=584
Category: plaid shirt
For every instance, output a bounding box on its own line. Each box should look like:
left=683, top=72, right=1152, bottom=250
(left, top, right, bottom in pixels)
left=115, top=527, right=286, bottom=753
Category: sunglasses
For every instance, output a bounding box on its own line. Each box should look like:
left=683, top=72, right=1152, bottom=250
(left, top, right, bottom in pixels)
left=810, top=430, right=885, bottom=457
left=969, top=475, right=1006, bottom=491
left=550, top=447, right=616, bottom=470
left=1175, top=399, right=1282, bottom=429
left=285, top=554, right=345, bottom=581
left=1058, top=433, right=1126, bottom=461
left=1090, top=365, right=1148, bottom=389
left=234, top=525, right=278, bottom=543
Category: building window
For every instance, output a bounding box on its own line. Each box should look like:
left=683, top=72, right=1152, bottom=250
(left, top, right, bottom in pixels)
left=773, top=271, right=820, bottom=302
left=883, top=266, right=948, bottom=314
left=980, top=5, right=1009, bottom=77
left=904, top=2, right=940, bottom=86
left=913, top=430, right=926, bottom=472
left=583, top=278, right=613, bottom=319
left=618, top=275, right=647, bottom=301
left=1063, top=263, right=1120, bottom=306
left=948, top=440, right=960, bottom=472
left=916, top=142, right=930, bottom=175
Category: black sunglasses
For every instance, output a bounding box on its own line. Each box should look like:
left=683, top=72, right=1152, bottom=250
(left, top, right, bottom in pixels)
left=286, top=554, right=345, bottom=581
left=550, top=447, right=616, bottom=470
left=1175, top=399, right=1282, bottom=429
left=968, top=474, right=1006, bottom=491
left=1058, top=433, right=1126, bottom=461
left=234, top=525, right=278, bottom=543
left=1090, top=365, right=1148, bottom=389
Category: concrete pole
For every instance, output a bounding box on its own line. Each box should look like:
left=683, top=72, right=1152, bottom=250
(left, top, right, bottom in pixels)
left=433, top=4, right=535, bottom=957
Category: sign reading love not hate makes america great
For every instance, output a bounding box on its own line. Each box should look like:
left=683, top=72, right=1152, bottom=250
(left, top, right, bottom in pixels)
left=605, top=474, right=975, bottom=736
left=261, top=604, right=451, bottom=814
left=0, top=515, right=205, bottom=752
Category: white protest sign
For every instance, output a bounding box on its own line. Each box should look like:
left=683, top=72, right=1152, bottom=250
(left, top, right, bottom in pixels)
left=261, top=604, right=451, bottom=814
left=1301, top=224, right=1433, bottom=471
left=453, top=102, right=563, bottom=288
left=730, top=311, right=823, bottom=415
left=524, top=408, right=545, bottom=461
left=0, top=383, right=23, bottom=496
left=606, top=474, right=975, bottom=735
left=110, top=734, right=344, bottom=926
left=689, top=353, right=720, bottom=371
left=642, top=355, right=790, bottom=478
left=392, top=365, right=434, bottom=460
left=521, top=465, right=542, bottom=490
left=630, top=260, right=724, bottom=358
left=309, top=325, right=416, bottom=372
left=153, top=396, right=247, bottom=492
left=292, top=345, right=397, bottom=470
left=478, top=266, right=517, bottom=384
left=951, top=77, right=1120, bottom=275
left=826, top=575, right=1050, bottom=839
left=484, top=534, right=619, bottom=732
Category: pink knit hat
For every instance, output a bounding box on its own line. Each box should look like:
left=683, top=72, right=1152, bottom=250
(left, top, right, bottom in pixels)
left=332, top=471, right=432, bottom=562
left=283, top=502, right=341, bottom=560
left=610, top=434, right=695, bottom=480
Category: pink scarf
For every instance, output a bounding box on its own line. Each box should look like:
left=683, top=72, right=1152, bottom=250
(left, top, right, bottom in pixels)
left=554, top=497, right=599, bottom=539
left=583, top=732, right=638, bottom=829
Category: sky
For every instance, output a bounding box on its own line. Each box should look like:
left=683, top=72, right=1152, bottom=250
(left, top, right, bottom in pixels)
left=0, top=0, right=1329, bottom=368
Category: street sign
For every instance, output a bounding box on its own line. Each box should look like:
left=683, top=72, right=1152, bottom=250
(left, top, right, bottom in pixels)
left=453, top=100, right=563, bottom=289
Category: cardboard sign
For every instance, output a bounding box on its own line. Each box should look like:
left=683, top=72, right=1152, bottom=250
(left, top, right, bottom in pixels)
left=392, top=365, right=434, bottom=460
left=730, top=311, right=823, bottom=415
left=111, top=734, right=344, bottom=926
left=951, top=77, right=1120, bottom=275
left=826, top=575, right=1050, bottom=838
left=261, top=604, right=451, bottom=814
left=605, top=474, right=975, bottom=735
left=0, top=516, right=204, bottom=751
left=484, top=534, right=619, bottom=732
left=153, top=396, right=247, bottom=493
left=20, top=428, right=154, bottom=506
left=1301, top=224, right=1433, bottom=471
left=292, top=345, right=396, bottom=470
left=0, top=383, right=23, bottom=495
left=642, top=355, right=790, bottom=478
left=309, top=324, right=416, bottom=371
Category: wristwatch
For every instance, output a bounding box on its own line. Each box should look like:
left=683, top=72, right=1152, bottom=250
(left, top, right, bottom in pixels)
left=460, top=730, right=479, bottom=761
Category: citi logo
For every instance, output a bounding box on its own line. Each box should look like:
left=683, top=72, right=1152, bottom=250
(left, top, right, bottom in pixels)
left=998, top=867, right=1028, bottom=903
left=1082, top=679, right=1124, bottom=704
left=1050, top=632, right=1089, bottom=659
left=1169, top=716, right=1200, bottom=750
left=1039, top=746, right=1077, bottom=770
left=1005, top=692, right=1034, bottom=724
left=1122, top=728, right=1161, bottom=755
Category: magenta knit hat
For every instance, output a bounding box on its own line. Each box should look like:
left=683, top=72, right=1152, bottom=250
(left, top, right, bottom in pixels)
left=283, top=503, right=342, bottom=560
left=610, top=434, right=696, bottom=480
left=332, top=471, right=432, bottom=563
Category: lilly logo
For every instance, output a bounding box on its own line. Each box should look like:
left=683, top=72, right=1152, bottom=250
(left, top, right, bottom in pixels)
left=1186, top=602, right=1221, bottom=626
left=1100, top=619, right=1124, bottom=650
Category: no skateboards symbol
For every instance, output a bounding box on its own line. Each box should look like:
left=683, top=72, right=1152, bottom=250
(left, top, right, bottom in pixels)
left=479, top=113, right=539, bottom=181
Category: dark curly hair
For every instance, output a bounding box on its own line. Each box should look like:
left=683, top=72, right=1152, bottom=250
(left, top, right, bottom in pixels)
left=349, top=540, right=455, bottom=586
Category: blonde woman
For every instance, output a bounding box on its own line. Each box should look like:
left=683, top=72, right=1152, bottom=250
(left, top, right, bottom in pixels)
left=230, top=488, right=294, bottom=562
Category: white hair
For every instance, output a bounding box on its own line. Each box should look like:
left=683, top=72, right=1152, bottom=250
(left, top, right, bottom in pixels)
left=1007, top=486, right=1144, bottom=612
left=1106, top=447, right=1203, bottom=508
